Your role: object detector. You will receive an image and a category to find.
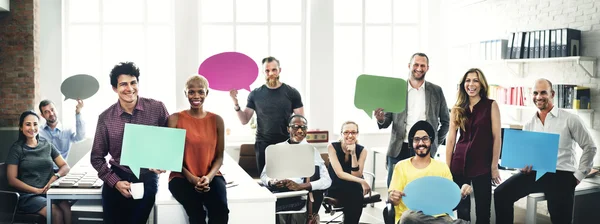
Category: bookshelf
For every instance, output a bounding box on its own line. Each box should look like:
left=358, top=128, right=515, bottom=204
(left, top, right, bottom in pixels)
left=503, top=56, right=597, bottom=78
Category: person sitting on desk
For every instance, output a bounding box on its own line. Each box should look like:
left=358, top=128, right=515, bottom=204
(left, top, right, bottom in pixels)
left=326, top=121, right=371, bottom=224
left=261, top=114, right=331, bottom=224
left=388, top=120, right=471, bottom=224
left=168, top=75, right=229, bottom=224
left=6, top=111, right=72, bottom=224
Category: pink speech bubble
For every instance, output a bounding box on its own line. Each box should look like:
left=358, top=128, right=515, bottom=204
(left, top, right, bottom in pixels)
left=198, top=52, right=259, bottom=92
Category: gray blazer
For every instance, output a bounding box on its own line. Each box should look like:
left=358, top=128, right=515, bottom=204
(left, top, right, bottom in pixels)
left=377, top=81, right=450, bottom=158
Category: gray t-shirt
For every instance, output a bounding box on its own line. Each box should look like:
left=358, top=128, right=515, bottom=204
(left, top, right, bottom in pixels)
left=247, top=83, right=303, bottom=142
left=6, top=138, right=60, bottom=189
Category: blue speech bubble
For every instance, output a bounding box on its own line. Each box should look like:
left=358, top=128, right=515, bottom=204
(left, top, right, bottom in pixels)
left=403, top=176, right=460, bottom=216
left=501, top=129, right=559, bottom=180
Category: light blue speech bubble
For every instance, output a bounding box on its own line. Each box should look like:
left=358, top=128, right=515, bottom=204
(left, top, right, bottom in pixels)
left=403, top=176, right=460, bottom=216
left=501, top=129, right=559, bottom=180
left=120, top=124, right=186, bottom=178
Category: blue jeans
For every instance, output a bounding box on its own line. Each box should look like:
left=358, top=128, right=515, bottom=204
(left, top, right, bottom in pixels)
left=386, top=142, right=413, bottom=188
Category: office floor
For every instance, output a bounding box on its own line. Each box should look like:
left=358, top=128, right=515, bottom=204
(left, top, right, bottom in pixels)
left=317, top=187, right=552, bottom=224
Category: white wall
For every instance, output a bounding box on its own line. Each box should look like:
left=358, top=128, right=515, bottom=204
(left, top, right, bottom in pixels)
left=441, top=0, right=600, bottom=165
left=0, top=0, right=9, bottom=11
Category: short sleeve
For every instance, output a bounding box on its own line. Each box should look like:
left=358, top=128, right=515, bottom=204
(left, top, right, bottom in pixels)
left=246, top=90, right=257, bottom=110
left=6, top=143, right=22, bottom=165
left=50, top=143, right=61, bottom=159
left=289, top=86, right=303, bottom=109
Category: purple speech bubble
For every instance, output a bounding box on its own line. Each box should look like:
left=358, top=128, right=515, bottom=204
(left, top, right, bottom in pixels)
left=198, top=52, right=259, bottom=92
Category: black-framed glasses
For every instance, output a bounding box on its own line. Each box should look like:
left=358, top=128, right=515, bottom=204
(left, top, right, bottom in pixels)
left=413, top=136, right=431, bottom=143
left=289, top=125, right=307, bottom=130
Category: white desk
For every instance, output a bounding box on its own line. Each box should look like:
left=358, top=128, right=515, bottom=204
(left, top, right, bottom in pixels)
left=154, top=152, right=276, bottom=224
left=46, top=152, right=102, bottom=224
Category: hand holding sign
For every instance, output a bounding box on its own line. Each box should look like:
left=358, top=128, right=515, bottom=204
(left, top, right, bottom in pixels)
left=120, top=124, right=186, bottom=178
left=403, top=176, right=461, bottom=216
left=198, top=52, right=258, bottom=92
left=501, top=129, right=559, bottom=180
left=61, top=74, right=99, bottom=101
left=354, top=75, right=407, bottom=118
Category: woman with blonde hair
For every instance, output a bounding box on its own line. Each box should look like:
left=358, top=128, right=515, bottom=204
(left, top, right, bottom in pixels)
left=168, top=75, right=229, bottom=223
left=326, top=121, right=370, bottom=223
left=445, top=68, right=502, bottom=224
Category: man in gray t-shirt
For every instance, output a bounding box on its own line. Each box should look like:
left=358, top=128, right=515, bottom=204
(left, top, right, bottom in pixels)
left=230, top=56, right=304, bottom=174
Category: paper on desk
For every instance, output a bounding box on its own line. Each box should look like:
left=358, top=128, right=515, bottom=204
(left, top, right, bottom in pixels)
left=120, top=123, right=186, bottom=178
left=501, top=129, right=559, bottom=180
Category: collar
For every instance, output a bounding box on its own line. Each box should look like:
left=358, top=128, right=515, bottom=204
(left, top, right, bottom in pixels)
left=284, top=138, right=308, bottom=144
left=535, top=105, right=559, bottom=120
left=115, top=97, right=144, bottom=115
left=408, top=81, right=425, bottom=91
left=43, top=121, right=62, bottom=132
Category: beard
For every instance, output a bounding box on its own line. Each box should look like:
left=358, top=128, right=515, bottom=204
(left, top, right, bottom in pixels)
left=414, top=144, right=431, bottom=158
left=411, top=71, right=426, bottom=81
left=266, top=76, right=279, bottom=87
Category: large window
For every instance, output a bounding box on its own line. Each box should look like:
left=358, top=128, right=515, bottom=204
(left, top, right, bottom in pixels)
left=64, top=0, right=175, bottom=134
left=198, top=0, right=306, bottom=138
left=333, top=0, right=420, bottom=133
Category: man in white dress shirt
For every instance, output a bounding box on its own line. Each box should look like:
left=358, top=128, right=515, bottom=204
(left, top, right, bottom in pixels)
left=261, top=114, right=331, bottom=224
left=494, top=78, right=597, bottom=224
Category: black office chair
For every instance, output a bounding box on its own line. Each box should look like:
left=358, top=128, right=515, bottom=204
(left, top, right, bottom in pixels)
left=320, top=155, right=382, bottom=223
left=0, top=163, right=46, bottom=224
left=382, top=202, right=395, bottom=224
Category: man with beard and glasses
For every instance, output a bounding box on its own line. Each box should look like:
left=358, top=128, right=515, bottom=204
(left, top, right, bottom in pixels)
left=38, top=99, right=86, bottom=170
left=375, top=52, right=450, bottom=188
left=388, top=121, right=471, bottom=224
left=230, top=56, right=304, bottom=175
left=261, top=114, right=331, bottom=224
left=494, top=79, right=597, bottom=224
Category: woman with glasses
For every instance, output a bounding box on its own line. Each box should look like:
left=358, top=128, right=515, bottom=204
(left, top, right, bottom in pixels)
left=326, top=121, right=370, bottom=223
left=445, top=68, right=502, bottom=224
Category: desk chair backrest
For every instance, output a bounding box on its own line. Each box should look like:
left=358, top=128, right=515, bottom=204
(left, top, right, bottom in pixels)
left=239, top=144, right=260, bottom=178
left=265, top=144, right=315, bottom=179
left=0, top=163, right=19, bottom=223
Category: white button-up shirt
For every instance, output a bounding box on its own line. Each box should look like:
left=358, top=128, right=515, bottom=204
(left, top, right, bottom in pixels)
left=404, top=82, right=427, bottom=142
left=523, top=106, right=597, bottom=181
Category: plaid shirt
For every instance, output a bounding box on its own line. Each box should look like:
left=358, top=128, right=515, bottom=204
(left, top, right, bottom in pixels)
left=91, top=97, right=169, bottom=188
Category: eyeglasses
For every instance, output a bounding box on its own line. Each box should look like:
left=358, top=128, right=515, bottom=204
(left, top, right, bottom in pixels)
left=342, top=131, right=359, bottom=136
left=289, top=125, right=307, bottom=130
left=413, top=136, right=431, bottom=143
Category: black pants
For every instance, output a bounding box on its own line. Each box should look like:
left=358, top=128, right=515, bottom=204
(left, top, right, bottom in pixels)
left=255, top=140, right=280, bottom=174
left=327, top=185, right=363, bottom=224
left=169, top=176, right=229, bottom=224
left=101, top=167, right=158, bottom=224
left=454, top=172, right=491, bottom=224
left=494, top=170, right=577, bottom=224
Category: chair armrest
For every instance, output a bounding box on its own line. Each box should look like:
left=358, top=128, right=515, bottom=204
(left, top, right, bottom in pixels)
left=363, top=171, right=375, bottom=179
left=383, top=202, right=395, bottom=224
left=0, top=190, right=19, bottom=223
left=273, top=190, right=308, bottom=199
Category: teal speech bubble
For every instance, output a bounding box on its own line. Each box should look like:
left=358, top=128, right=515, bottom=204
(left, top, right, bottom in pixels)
left=403, top=176, right=461, bottom=217
left=120, top=124, right=186, bottom=178
left=60, top=74, right=100, bottom=101
left=354, top=74, right=407, bottom=118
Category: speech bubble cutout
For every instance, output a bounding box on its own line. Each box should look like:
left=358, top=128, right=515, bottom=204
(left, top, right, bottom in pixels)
left=501, top=129, right=559, bottom=180
left=60, top=74, right=100, bottom=101
left=354, top=74, right=407, bottom=118
left=198, top=52, right=258, bottom=92
left=120, top=123, right=186, bottom=178
left=403, top=176, right=460, bottom=216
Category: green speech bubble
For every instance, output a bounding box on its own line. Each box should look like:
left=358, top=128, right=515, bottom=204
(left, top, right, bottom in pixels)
left=354, top=74, right=407, bottom=118
left=120, top=124, right=186, bottom=178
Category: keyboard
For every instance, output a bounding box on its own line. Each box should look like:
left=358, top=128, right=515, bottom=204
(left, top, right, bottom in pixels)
left=50, top=171, right=103, bottom=188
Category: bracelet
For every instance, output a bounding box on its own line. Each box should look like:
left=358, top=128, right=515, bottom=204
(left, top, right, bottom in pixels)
left=234, top=104, right=241, bottom=111
left=351, top=166, right=359, bottom=171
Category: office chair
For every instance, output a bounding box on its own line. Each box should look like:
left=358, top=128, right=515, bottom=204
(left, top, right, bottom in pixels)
left=0, top=163, right=46, bottom=224
left=382, top=202, right=395, bottom=224
left=264, top=144, right=316, bottom=220
left=320, top=154, right=382, bottom=223
left=238, top=144, right=260, bottom=178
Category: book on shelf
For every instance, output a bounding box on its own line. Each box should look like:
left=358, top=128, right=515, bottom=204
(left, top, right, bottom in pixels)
left=574, top=86, right=591, bottom=109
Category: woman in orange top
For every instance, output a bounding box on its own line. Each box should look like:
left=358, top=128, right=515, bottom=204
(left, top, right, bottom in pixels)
left=168, top=75, right=228, bottom=223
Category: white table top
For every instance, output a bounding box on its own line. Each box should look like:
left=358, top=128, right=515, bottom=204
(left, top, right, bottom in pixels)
left=47, top=151, right=103, bottom=196
left=155, top=152, right=276, bottom=205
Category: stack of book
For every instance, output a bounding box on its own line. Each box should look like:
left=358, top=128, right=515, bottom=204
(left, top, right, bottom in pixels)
left=506, top=28, right=581, bottom=59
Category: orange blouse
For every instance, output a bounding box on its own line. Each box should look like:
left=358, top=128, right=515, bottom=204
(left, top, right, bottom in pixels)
left=169, top=111, right=220, bottom=181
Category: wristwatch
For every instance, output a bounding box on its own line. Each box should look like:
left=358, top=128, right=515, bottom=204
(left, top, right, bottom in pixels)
left=54, top=173, right=61, bottom=178
left=234, top=104, right=241, bottom=111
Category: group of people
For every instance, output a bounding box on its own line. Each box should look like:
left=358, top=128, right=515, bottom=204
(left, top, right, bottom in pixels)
left=5, top=52, right=597, bottom=224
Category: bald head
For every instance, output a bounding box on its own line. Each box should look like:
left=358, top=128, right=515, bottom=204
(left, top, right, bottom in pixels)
left=532, top=78, right=554, bottom=110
